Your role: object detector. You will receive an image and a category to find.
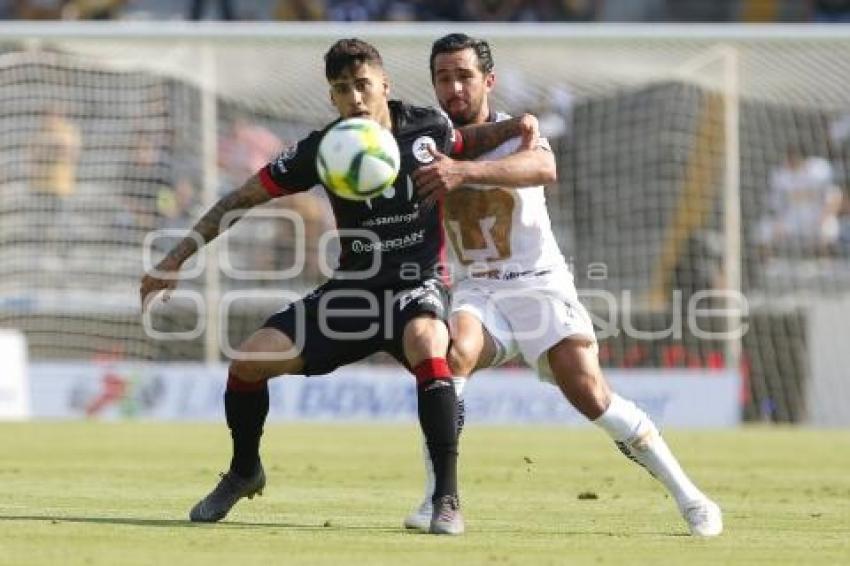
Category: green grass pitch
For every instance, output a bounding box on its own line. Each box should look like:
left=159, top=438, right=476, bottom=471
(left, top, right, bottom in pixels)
left=1, top=422, right=848, bottom=565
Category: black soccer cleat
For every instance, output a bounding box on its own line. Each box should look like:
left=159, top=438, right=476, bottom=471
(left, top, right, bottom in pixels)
left=189, top=463, right=266, bottom=523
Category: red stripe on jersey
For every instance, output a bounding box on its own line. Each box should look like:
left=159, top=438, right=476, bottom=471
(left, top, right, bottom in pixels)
left=449, top=129, right=464, bottom=156
left=258, top=166, right=295, bottom=198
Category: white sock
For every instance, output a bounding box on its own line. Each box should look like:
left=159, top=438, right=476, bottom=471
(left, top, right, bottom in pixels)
left=418, top=376, right=467, bottom=506
left=452, top=376, right=467, bottom=398
left=594, top=393, right=704, bottom=506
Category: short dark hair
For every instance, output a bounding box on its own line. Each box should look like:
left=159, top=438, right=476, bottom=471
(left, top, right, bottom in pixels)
left=324, top=38, right=383, bottom=81
left=429, top=33, right=494, bottom=81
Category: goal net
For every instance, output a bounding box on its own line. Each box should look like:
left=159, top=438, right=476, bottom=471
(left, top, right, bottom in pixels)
left=1, top=23, right=849, bottom=422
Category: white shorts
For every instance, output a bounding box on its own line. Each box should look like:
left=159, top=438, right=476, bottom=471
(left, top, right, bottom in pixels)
left=451, top=266, right=596, bottom=382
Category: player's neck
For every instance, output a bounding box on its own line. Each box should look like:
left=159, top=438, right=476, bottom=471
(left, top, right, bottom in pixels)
left=374, top=104, right=392, bottom=129
left=473, top=103, right=492, bottom=125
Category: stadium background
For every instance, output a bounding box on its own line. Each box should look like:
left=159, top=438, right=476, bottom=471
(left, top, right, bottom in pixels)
left=2, top=1, right=850, bottom=427
left=0, top=3, right=849, bottom=566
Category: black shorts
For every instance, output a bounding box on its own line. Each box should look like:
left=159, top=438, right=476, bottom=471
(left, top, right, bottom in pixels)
left=261, top=277, right=449, bottom=376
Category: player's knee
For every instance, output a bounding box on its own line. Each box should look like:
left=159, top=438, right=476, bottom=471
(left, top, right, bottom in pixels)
left=403, top=316, right=449, bottom=362
left=448, top=337, right=479, bottom=376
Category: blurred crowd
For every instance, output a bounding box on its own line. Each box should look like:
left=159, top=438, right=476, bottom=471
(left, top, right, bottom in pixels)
left=12, top=97, right=336, bottom=288
left=1, top=0, right=849, bottom=22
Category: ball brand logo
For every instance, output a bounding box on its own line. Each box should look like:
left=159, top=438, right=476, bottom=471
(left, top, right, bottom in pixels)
left=412, top=136, right=436, bottom=163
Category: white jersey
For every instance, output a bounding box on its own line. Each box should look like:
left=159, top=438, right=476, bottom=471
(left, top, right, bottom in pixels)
left=443, top=112, right=566, bottom=280
left=446, top=113, right=593, bottom=377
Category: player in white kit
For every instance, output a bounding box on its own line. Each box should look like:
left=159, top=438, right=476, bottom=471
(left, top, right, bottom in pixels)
left=405, top=33, right=723, bottom=537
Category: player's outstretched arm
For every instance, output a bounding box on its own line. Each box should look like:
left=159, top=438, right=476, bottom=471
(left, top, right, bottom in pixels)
left=454, top=113, right=539, bottom=159
left=457, top=144, right=557, bottom=188
left=139, top=174, right=271, bottom=310
left=414, top=140, right=555, bottom=205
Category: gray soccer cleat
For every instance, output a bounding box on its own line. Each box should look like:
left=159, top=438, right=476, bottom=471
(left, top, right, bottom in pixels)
left=680, top=498, right=723, bottom=537
left=403, top=498, right=433, bottom=530
left=189, top=464, right=266, bottom=523
left=429, top=494, right=464, bottom=535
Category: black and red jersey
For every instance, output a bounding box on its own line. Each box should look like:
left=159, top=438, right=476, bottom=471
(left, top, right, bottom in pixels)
left=259, top=100, right=456, bottom=286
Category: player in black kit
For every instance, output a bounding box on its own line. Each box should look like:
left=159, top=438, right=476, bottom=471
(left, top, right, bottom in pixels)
left=139, top=38, right=537, bottom=535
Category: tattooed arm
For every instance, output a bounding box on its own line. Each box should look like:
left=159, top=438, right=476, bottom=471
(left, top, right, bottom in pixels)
left=140, top=173, right=271, bottom=309
left=453, top=113, right=539, bottom=159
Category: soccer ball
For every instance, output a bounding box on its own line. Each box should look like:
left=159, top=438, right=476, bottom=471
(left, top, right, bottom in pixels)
left=316, top=117, right=401, bottom=201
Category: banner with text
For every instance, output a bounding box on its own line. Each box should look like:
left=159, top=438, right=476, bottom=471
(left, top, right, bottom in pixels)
left=28, top=362, right=740, bottom=427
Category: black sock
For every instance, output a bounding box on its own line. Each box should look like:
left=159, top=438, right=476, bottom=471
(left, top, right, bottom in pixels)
left=224, top=374, right=269, bottom=478
left=413, top=358, right=458, bottom=501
